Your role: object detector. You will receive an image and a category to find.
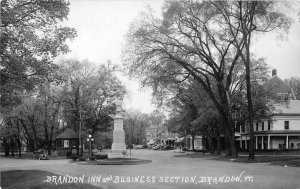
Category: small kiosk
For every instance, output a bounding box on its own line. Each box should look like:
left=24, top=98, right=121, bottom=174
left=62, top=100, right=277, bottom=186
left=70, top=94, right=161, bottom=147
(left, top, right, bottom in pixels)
left=55, top=128, right=79, bottom=157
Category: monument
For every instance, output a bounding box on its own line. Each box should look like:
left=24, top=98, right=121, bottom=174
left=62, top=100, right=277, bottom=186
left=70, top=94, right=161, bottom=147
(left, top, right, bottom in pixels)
left=108, top=99, right=127, bottom=158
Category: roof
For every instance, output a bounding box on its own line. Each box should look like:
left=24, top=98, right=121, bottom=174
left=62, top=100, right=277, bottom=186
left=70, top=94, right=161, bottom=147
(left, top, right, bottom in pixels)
left=273, top=100, right=300, bottom=115
left=55, top=128, right=78, bottom=139
left=241, top=130, right=300, bottom=135
left=263, top=75, right=296, bottom=100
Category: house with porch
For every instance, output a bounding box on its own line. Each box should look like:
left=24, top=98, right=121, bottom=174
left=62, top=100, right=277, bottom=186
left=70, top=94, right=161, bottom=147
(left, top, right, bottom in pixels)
left=237, top=69, right=300, bottom=151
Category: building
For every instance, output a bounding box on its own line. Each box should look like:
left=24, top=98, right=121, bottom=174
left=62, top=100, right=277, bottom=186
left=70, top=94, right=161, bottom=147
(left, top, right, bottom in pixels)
left=238, top=70, right=300, bottom=150
left=55, top=128, right=79, bottom=156
left=146, top=125, right=178, bottom=146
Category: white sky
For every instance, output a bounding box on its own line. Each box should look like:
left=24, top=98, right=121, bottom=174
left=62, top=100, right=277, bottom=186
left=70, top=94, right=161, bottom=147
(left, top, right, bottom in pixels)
left=59, top=0, right=300, bottom=113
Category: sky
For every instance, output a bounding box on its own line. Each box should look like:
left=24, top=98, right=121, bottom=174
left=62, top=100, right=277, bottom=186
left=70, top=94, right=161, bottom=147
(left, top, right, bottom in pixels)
left=59, top=0, right=300, bottom=114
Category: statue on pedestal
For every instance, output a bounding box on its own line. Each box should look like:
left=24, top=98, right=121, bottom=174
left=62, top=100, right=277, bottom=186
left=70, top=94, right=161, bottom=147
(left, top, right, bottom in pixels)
left=108, top=99, right=127, bottom=158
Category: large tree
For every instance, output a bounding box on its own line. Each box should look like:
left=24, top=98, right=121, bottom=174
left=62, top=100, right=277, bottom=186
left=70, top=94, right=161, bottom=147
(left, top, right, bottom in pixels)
left=123, top=0, right=297, bottom=157
left=59, top=59, right=126, bottom=154
left=123, top=0, right=247, bottom=157
left=0, top=0, right=77, bottom=109
left=213, top=1, right=294, bottom=159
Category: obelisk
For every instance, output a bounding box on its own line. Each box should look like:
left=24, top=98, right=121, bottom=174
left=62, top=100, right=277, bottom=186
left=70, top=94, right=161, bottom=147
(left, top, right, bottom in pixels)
left=108, top=99, right=127, bottom=158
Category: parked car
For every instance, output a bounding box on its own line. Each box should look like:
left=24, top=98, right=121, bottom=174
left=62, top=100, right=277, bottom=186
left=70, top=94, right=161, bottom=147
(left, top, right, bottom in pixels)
left=162, top=145, right=174, bottom=150
left=152, top=144, right=162, bottom=150
left=32, top=149, right=48, bottom=160
left=135, top=145, right=144, bottom=149
left=147, top=144, right=155, bottom=150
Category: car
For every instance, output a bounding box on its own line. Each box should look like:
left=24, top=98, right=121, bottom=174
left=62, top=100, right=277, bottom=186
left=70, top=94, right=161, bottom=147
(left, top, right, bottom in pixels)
left=147, top=144, right=155, bottom=150
left=32, top=149, right=48, bottom=160
left=135, top=145, right=144, bottom=149
left=152, top=144, right=162, bottom=150
left=162, top=145, right=174, bottom=150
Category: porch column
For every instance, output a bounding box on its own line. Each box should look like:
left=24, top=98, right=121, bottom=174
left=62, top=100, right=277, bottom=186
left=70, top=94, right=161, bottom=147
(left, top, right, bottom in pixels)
left=255, top=136, right=258, bottom=150
left=267, top=135, right=270, bottom=149
left=261, top=136, right=264, bottom=150
left=240, top=136, right=242, bottom=149
left=245, top=136, right=248, bottom=149
left=286, top=135, right=289, bottom=149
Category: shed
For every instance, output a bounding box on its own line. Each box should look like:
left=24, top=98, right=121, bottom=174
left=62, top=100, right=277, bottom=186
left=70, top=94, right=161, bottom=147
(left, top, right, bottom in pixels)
left=55, top=128, right=79, bottom=156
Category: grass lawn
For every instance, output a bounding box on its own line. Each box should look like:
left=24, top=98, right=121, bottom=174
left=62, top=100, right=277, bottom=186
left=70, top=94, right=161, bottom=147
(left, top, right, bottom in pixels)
left=1, top=170, right=101, bottom=189
left=175, top=152, right=300, bottom=167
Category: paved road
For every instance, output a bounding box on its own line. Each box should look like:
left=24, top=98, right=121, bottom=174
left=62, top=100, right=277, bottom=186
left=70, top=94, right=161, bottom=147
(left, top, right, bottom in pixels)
left=1, top=150, right=300, bottom=189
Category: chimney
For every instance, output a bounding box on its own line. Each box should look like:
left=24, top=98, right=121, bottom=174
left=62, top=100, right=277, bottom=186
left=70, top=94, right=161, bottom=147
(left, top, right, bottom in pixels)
left=272, top=69, right=277, bottom=76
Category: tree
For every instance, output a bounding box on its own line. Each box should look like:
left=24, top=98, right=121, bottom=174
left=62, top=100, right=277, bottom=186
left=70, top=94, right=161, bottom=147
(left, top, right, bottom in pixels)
left=38, top=84, right=63, bottom=155
left=58, top=59, right=126, bottom=154
left=123, top=0, right=297, bottom=157
left=1, top=0, right=77, bottom=109
left=285, top=77, right=300, bottom=100
left=124, top=110, right=150, bottom=145
left=59, top=59, right=126, bottom=133
left=0, top=116, right=24, bottom=157
left=213, top=1, right=294, bottom=159
left=123, top=1, right=247, bottom=157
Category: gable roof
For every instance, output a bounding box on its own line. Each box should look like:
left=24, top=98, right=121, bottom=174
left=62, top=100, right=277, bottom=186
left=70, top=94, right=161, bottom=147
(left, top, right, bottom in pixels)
left=55, top=128, right=78, bottom=139
left=263, top=75, right=296, bottom=100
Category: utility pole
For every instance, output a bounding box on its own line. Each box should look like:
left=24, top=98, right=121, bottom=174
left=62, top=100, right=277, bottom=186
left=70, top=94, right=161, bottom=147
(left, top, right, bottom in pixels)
left=79, top=111, right=82, bottom=156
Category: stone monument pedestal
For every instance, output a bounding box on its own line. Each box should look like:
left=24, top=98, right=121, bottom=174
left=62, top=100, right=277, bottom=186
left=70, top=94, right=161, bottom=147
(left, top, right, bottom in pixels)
left=108, top=100, right=128, bottom=159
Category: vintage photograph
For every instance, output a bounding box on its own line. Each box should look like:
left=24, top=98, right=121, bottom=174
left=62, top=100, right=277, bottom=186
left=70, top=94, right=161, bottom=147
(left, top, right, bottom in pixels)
left=1, top=0, right=300, bottom=188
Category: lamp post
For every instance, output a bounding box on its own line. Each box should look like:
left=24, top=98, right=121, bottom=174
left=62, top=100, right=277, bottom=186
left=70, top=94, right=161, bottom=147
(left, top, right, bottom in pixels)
left=87, top=134, right=94, bottom=160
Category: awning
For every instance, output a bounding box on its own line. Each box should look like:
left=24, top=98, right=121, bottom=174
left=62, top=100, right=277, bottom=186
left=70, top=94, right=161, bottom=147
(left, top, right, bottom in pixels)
left=175, top=137, right=185, bottom=143
left=166, top=138, right=175, bottom=141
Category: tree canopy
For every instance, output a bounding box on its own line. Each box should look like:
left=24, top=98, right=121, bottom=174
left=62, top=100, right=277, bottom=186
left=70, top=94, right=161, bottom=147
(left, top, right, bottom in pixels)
left=1, top=0, right=77, bottom=109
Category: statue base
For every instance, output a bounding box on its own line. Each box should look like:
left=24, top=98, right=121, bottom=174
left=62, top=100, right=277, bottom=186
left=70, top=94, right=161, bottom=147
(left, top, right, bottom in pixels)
left=108, top=143, right=128, bottom=159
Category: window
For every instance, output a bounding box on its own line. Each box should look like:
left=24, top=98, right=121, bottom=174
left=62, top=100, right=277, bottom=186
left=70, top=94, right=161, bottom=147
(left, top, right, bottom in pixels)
left=277, top=93, right=282, bottom=101
left=242, top=124, right=245, bottom=133
left=284, top=121, right=289, bottom=130
left=256, top=122, right=259, bottom=131
left=268, top=121, right=271, bottom=130
left=291, top=143, right=294, bottom=149
left=261, top=122, right=264, bottom=131
left=56, top=140, right=63, bottom=147
left=64, top=140, right=69, bottom=148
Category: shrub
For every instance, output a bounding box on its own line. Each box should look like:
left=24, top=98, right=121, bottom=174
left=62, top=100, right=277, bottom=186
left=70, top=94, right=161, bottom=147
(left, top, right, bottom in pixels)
left=90, top=157, right=96, bottom=161
left=71, top=155, right=78, bottom=161
left=78, top=156, right=86, bottom=161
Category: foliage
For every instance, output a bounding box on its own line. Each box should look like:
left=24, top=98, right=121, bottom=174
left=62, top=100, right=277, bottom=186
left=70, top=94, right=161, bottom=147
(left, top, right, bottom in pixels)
left=285, top=77, right=300, bottom=100
left=59, top=59, right=126, bottom=135
left=122, top=0, right=297, bottom=157
left=124, top=109, right=150, bottom=145
left=0, top=0, right=77, bottom=109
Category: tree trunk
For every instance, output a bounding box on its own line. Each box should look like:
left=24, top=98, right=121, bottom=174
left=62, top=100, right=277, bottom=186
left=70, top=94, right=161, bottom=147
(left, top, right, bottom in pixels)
left=192, top=135, right=195, bottom=150
left=245, top=41, right=255, bottom=160
left=47, top=140, right=52, bottom=155
left=3, top=138, right=10, bottom=157
left=10, top=138, right=15, bottom=157
left=209, top=137, right=214, bottom=154
left=15, top=136, right=22, bottom=157
left=216, top=129, right=221, bottom=155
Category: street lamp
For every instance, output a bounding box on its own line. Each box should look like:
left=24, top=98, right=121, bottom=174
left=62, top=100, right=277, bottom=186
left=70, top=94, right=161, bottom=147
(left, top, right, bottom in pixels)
left=87, top=134, right=94, bottom=160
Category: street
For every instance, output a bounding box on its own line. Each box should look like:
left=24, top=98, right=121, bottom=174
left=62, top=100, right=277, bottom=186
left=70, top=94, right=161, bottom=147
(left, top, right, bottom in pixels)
left=1, top=150, right=300, bottom=189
